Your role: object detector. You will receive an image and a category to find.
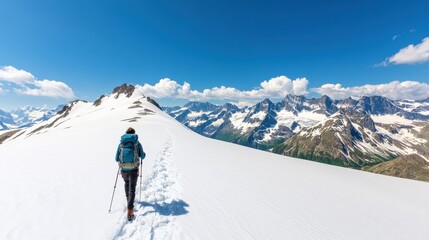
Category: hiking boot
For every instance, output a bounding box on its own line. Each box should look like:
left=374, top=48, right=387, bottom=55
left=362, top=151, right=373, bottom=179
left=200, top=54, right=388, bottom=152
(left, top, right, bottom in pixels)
left=127, top=208, right=135, bottom=221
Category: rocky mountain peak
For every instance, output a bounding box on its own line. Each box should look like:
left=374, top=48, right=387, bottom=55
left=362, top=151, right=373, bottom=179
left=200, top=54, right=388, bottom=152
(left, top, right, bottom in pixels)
left=310, top=95, right=338, bottom=114
left=277, top=94, right=307, bottom=113
left=112, top=84, right=136, bottom=98
left=337, top=108, right=376, bottom=132
left=221, top=103, right=239, bottom=111
left=253, top=98, right=274, bottom=112
left=337, top=97, right=358, bottom=108
left=355, top=96, right=399, bottom=114
left=262, top=98, right=273, bottom=105
left=284, top=94, right=306, bottom=103
left=318, top=95, right=334, bottom=106
left=12, top=106, right=39, bottom=113
left=183, top=101, right=218, bottom=112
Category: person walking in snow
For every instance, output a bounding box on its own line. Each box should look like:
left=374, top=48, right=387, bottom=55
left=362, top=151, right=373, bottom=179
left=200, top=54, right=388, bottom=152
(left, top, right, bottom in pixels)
left=115, top=127, right=145, bottom=221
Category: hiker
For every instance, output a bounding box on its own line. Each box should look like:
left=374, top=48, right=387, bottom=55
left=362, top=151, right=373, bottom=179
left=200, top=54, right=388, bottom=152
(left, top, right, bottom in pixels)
left=115, top=127, right=145, bottom=221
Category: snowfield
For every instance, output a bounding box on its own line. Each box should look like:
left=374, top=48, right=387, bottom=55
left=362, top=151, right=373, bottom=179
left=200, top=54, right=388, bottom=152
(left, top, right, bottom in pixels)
left=0, top=90, right=428, bottom=240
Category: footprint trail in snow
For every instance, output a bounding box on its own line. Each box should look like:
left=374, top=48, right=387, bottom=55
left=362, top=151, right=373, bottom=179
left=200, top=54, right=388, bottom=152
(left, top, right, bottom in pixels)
left=113, top=138, right=186, bottom=240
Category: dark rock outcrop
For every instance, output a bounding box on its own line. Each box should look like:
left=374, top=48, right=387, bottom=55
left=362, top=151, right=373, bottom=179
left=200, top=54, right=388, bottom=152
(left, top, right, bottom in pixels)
left=93, top=95, right=105, bottom=106
left=113, top=84, right=136, bottom=98
left=146, top=97, right=162, bottom=110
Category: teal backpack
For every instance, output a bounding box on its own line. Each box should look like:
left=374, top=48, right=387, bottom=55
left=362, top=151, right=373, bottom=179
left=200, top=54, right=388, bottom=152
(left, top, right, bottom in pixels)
left=118, top=134, right=140, bottom=170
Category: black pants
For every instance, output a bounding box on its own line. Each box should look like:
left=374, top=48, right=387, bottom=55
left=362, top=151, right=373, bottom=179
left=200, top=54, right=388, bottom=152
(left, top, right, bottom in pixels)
left=121, top=169, right=138, bottom=209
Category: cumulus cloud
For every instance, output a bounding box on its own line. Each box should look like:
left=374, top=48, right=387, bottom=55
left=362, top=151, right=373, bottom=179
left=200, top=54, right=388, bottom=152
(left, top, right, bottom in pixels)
left=0, top=66, right=75, bottom=98
left=312, top=81, right=429, bottom=100
left=137, top=76, right=309, bottom=101
left=230, top=101, right=258, bottom=108
left=15, top=79, right=75, bottom=98
left=0, top=65, right=35, bottom=85
left=378, top=37, right=429, bottom=66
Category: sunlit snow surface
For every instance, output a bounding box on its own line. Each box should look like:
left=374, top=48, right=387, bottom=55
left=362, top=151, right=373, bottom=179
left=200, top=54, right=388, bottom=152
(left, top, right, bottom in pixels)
left=371, top=114, right=416, bottom=125
left=1, top=91, right=429, bottom=240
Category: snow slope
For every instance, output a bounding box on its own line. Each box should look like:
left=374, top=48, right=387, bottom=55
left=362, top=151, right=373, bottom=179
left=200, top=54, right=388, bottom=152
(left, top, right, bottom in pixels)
left=0, top=89, right=428, bottom=240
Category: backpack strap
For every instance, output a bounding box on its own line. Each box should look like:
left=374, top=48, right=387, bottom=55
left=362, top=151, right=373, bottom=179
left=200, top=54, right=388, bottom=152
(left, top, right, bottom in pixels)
left=133, top=143, right=139, bottom=162
left=119, top=144, right=124, bottom=163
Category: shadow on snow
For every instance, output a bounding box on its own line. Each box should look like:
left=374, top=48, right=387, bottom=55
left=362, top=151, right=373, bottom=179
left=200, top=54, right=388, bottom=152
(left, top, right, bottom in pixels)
left=139, top=199, right=189, bottom=216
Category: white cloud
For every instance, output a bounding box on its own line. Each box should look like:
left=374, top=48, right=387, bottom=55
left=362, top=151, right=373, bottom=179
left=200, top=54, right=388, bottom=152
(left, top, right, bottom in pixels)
left=16, top=79, right=75, bottom=98
left=0, top=66, right=75, bottom=99
left=0, top=65, right=35, bottom=85
left=230, top=101, right=257, bottom=108
left=312, top=81, right=429, bottom=100
left=378, top=37, right=429, bottom=66
left=138, top=76, right=309, bottom=101
left=258, top=76, right=309, bottom=97
left=392, top=35, right=399, bottom=41
left=373, top=59, right=388, bottom=67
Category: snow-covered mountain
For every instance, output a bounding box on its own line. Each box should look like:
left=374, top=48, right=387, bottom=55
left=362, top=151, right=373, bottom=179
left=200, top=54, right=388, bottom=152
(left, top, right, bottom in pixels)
left=0, top=109, right=15, bottom=130
left=275, top=109, right=429, bottom=168
left=164, top=95, right=335, bottom=149
left=0, top=105, right=64, bottom=130
left=165, top=95, right=429, bottom=179
left=393, top=98, right=429, bottom=115
left=1, top=84, right=428, bottom=239
left=165, top=95, right=429, bottom=148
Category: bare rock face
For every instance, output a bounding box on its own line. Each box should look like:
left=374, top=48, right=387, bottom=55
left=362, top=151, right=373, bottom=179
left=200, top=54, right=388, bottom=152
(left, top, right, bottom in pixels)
left=112, top=84, right=136, bottom=98
left=93, top=95, right=105, bottom=106
left=58, top=100, right=85, bottom=117
left=146, top=97, right=162, bottom=110
left=93, top=84, right=135, bottom=106
left=0, top=129, right=20, bottom=144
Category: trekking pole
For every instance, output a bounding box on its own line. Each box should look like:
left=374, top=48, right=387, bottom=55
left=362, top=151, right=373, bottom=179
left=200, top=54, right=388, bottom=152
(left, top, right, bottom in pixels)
left=139, top=158, right=143, bottom=202
left=108, top=166, right=120, bottom=213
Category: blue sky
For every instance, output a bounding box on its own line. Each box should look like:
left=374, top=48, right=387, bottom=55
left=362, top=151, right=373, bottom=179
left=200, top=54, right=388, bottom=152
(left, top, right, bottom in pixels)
left=1, top=0, right=429, bottom=110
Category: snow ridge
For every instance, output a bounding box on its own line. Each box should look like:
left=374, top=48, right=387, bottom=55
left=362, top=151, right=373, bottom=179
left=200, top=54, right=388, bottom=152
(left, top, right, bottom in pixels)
left=113, top=138, right=186, bottom=240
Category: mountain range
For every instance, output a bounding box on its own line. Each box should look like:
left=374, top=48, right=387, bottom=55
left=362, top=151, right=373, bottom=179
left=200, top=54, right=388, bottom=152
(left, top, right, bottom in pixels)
left=2, top=86, right=428, bottom=182
left=164, top=95, right=429, bottom=181
left=0, top=105, right=64, bottom=130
